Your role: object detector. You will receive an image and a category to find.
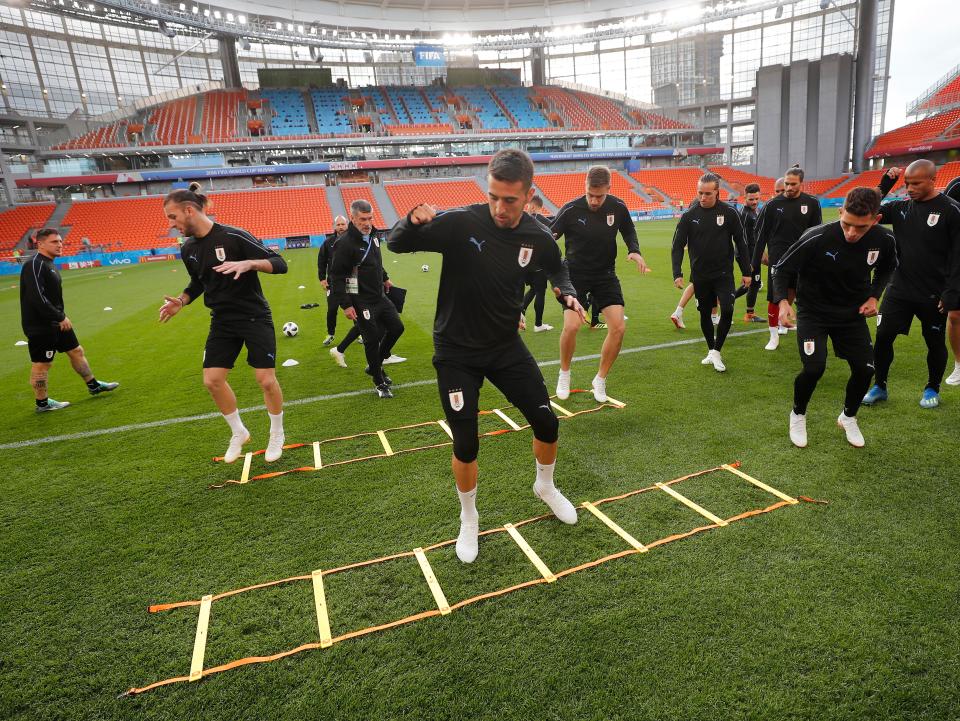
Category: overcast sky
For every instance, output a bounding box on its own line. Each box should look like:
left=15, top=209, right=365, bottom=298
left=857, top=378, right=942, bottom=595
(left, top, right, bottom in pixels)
left=884, top=0, right=959, bottom=129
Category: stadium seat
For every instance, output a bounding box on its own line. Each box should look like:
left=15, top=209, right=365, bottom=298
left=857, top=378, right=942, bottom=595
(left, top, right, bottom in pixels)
left=261, top=89, right=311, bottom=136
left=61, top=197, right=172, bottom=253
left=340, top=185, right=387, bottom=229
left=0, top=204, right=56, bottom=253
left=385, top=180, right=486, bottom=215
left=535, top=172, right=660, bottom=212
left=201, top=89, right=247, bottom=143
left=708, top=166, right=778, bottom=198
left=867, top=108, right=960, bottom=157
left=149, top=97, right=197, bottom=145
left=934, top=160, right=960, bottom=189
left=825, top=169, right=903, bottom=199
left=532, top=86, right=593, bottom=130
left=204, top=187, right=333, bottom=238
left=493, top=87, right=551, bottom=129
left=630, top=167, right=705, bottom=207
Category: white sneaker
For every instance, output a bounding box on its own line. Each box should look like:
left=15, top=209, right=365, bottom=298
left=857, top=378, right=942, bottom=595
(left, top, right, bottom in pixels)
left=837, top=412, right=865, bottom=447
left=591, top=375, right=607, bottom=402
left=946, top=362, right=960, bottom=386
left=701, top=352, right=713, bottom=365
left=556, top=371, right=571, bottom=400
left=265, top=432, right=285, bottom=462
left=534, top=324, right=553, bottom=332
left=329, top=347, right=347, bottom=367
left=456, top=515, right=479, bottom=563
left=322, top=334, right=334, bottom=346
left=382, top=354, right=407, bottom=365
left=789, top=411, right=807, bottom=448
left=778, top=325, right=789, bottom=336
left=765, top=328, right=780, bottom=351
left=708, top=349, right=726, bottom=372
left=533, top=482, right=578, bottom=524
left=670, top=312, right=686, bottom=330
left=224, top=430, right=250, bottom=463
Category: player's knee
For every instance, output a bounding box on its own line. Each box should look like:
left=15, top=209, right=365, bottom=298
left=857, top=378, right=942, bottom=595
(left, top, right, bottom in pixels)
left=203, top=374, right=225, bottom=392
left=529, top=406, right=559, bottom=444
left=450, top=418, right=479, bottom=463
left=947, top=310, right=960, bottom=323
left=256, top=373, right=277, bottom=391
left=850, top=362, right=874, bottom=382
left=800, top=361, right=826, bottom=380
left=66, top=345, right=84, bottom=357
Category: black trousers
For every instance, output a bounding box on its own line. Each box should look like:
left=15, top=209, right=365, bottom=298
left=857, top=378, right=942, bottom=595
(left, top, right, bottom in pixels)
left=522, top=271, right=547, bottom=326
left=325, top=290, right=339, bottom=336
left=352, top=297, right=404, bottom=385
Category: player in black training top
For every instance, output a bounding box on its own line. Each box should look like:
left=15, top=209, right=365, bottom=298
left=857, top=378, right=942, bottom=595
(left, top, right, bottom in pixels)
left=859, top=160, right=960, bottom=409
left=329, top=199, right=404, bottom=398
left=159, top=182, right=288, bottom=464
left=388, top=149, right=586, bottom=564
left=550, top=165, right=649, bottom=403
left=19, top=228, right=119, bottom=413
left=735, top=182, right=764, bottom=321
left=317, top=215, right=348, bottom=346
left=753, top=166, right=823, bottom=350
left=671, top=173, right=752, bottom=372
left=944, top=175, right=960, bottom=386
left=520, top=194, right=555, bottom=333
left=773, top=188, right=897, bottom=449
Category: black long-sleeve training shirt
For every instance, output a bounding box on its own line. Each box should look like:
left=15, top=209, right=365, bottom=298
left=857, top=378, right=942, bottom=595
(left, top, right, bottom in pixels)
left=388, top=204, right=576, bottom=351
left=740, top=204, right=759, bottom=252
left=753, top=192, right=823, bottom=269
left=671, top=201, right=751, bottom=280
left=328, top=223, right=389, bottom=309
left=181, top=223, right=287, bottom=321
left=316, top=231, right=340, bottom=282
left=20, top=253, right=66, bottom=334
left=877, top=173, right=960, bottom=304
left=946, top=176, right=960, bottom=204
left=550, top=195, right=641, bottom=275
left=772, top=221, right=898, bottom=323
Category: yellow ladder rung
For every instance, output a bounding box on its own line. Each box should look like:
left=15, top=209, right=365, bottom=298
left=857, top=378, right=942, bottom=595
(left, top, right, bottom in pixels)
left=550, top=401, right=574, bottom=417
left=311, top=570, right=333, bottom=648
left=492, top=408, right=522, bottom=431
left=504, top=523, right=556, bottom=582
left=312, top=442, right=323, bottom=470
left=189, top=595, right=213, bottom=682
left=581, top=502, right=647, bottom=552
left=376, top=430, right=394, bottom=456
left=722, top=464, right=798, bottom=504
left=239, top=452, right=252, bottom=484
left=437, top=419, right=453, bottom=440
left=655, top=482, right=728, bottom=526
left=414, top=548, right=451, bottom=615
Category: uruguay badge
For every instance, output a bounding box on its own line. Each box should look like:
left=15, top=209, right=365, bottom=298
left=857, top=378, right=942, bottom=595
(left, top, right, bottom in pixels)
left=716, top=214, right=725, bottom=227
left=215, top=246, right=226, bottom=262
left=607, top=214, right=615, bottom=226
left=928, top=213, right=941, bottom=227
left=448, top=389, right=464, bottom=412
left=362, top=309, right=371, bottom=320
left=518, top=246, right=533, bottom=268
left=803, top=339, right=816, bottom=356
left=866, top=249, right=880, bottom=266
left=800, top=205, right=808, bottom=215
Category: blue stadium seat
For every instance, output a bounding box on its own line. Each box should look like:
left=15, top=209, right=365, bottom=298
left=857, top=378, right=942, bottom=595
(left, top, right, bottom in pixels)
left=261, top=89, right=310, bottom=135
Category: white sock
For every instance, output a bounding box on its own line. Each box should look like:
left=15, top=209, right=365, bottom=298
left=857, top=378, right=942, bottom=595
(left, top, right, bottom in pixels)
left=592, top=374, right=605, bottom=385
left=558, top=369, right=570, bottom=381
left=535, top=461, right=556, bottom=492
left=955, top=361, right=960, bottom=370
left=223, top=410, right=246, bottom=436
left=458, top=487, right=478, bottom=522
left=674, top=305, right=683, bottom=316
left=269, top=411, right=284, bottom=434
left=770, top=326, right=779, bottom=337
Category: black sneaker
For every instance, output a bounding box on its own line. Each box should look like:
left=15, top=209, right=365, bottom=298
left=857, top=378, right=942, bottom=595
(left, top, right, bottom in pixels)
left=376, top=383, right=394, bottom=399
left=365, top=366, right=392, bottom=385
left=89, top=381, right=120, bottom=395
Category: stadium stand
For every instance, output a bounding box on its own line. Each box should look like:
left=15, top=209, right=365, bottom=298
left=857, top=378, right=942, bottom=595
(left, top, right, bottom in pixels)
left=458, top=87, right=512, bottom=130
left=866, top=107, right=960, bottom=157
left=570, top=90, right=633, bottom=130
left=628, top=109, right=693, bottom=130
left=384, top=123, right=453, bottom=136
left=147, top=96, right=197, bottom=145
left=934, top=160, right=960, bottom=189
left=201, top=89, right=246, bottom=143
left=205, top=187, right=333, bottom=238
left=385, top=180, right=486, bottom=215
left=261, top=89, right=310, bottom=136
left=803, top=176, right=850, bottom=196
left=535, top=172, right=659, bottom=212
left=825, top=169, right=902, bottom=198
left=533, top=86, right=593, bottom=130
left=630, top=167, right=705, bottom=206
left=0, top=204, right=55, bottom=253
left=708, top=166, right=777, bottom=198
left=916, top=68, right=960, bottom=113
left=60, top=197, right=171, bottom=252
left=310, top=88, right=355, bottom=136
left=340, top=184, right=387, bottom=229
left=53, top=121, right=126, bottom=150
left=493, top=87, right=551, bottom=129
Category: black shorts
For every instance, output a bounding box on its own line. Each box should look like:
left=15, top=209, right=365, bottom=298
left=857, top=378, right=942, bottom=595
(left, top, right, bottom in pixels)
left=796, top=312, right=873, bottom=367
left=569, top=269, right=624, bottom=311
left=203, top=317, right=277, bottom=369
left=692, top=273, right=736, bottom=309
left=942, top=289, right=960, bottom=313
left=433, top=337, right=550, bottom=423
left=878, top=294, right=947, bottom=338
left=27, top=327, right=80, bottom=363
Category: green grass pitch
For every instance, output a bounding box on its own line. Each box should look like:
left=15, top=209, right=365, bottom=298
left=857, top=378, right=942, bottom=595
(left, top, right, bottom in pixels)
left=1, top=212, right=958, bottom=720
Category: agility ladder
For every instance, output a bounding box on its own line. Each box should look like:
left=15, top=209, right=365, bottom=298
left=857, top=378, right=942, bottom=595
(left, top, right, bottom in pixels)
left=123, top=462, right=824, bottom=696
left=210, top=389, right=625, bottom=488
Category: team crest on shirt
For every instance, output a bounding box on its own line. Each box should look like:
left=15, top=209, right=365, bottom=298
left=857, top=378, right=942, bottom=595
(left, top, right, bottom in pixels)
left=362, top=309, right=371, bottom=320
left=716, top=215, right=725, bottom=227
left=800, top=205, right=810, bottom=215
left=866, top=249, right=880, bottom=266
left=803, top=340, right=816, bottom=356
left=928, top=213, right=941, bottom=227
left=45, top=350, right=54, bottom=359
left=518, top=245, right=534, bottom=268
left=214, top=245, right=226, bottom=262
left=606, top=214, right=615, bottom=226
left=448, top=389, right=464, bottom=412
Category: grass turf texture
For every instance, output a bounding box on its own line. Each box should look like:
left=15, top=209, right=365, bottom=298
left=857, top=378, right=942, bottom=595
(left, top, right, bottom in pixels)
left=1, top=211, right=958, bottom=720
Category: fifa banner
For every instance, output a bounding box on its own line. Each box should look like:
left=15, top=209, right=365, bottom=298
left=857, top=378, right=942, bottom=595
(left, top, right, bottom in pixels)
left=413, top=45, right=445, bottom=67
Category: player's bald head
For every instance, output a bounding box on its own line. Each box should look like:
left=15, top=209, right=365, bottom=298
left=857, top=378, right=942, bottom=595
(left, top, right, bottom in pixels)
left=905, top=159, right=936, bottom=179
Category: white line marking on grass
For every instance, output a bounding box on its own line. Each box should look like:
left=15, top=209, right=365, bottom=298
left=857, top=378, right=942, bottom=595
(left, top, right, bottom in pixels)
left=0, top=329, right=766, bottom=450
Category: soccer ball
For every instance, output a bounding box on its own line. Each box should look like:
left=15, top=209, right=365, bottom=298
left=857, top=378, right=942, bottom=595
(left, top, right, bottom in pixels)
left=421, top=264, right=430, bottom=272
left=282, top=322, right=299, bottom=337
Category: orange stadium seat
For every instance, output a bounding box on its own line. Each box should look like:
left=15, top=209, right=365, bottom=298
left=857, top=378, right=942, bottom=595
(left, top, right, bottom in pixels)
left=384, top=123, right=453, bottom=136
left=533, top=86, right=594, bottom=131
left=535, top=172, right=660, bottom=211
left=61, top=197, right=171, bottom=253
left=340, top=185, right=387, bottom=229
left=708, top=166, right=777, bottom=198
left=867, top=108, right=960, bottom=156
left=920, top=73, right=960, bottom=111
left=630, top=167, right=705, bottom=207
left=934, top=160, right=960, bottom=189
left=571, top=91, right=633, bottom=131
left=201, top=89, right=248, bottom=143
left=826, top=169, right=902, bottom=198
left=206, top=187, right=333, bottom=239
left=385, top=180, right=486, bottom=215
left=0, top=204, right=56, bottom=253
left=804, top=176, right=850, bottom=196
left=149, top=97, right=197, bottom=146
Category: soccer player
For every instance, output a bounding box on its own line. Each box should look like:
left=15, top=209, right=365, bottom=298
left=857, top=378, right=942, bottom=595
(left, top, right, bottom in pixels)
left=671, top=173, right=751, bottom=372
left=318, top=215, right=348, bottom=346
left=388, top=149, right=586, bottom=563
left=773, top=177, right=786, bottom=197
left=158, top=182, right=288, bottom=463
left=773, top=188, right=897, bottom=448
left=735, top=183, right=764, bottom=321
left=753, top=167, right=823, bottom=350
left=861, top=161, right=960, bottom=408
left=520, top=194, right=554, bottom=332
left=20, top=228, right=119, bottom=412
left=945, top=176, right=960, bottom=386
left=329, top=199, right=404, bottom=399
left=551, top=165, right=649, bottom=402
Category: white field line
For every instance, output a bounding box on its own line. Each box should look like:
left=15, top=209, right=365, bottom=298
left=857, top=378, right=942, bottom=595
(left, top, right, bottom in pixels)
left=0, top=329, right=767, bottom=450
